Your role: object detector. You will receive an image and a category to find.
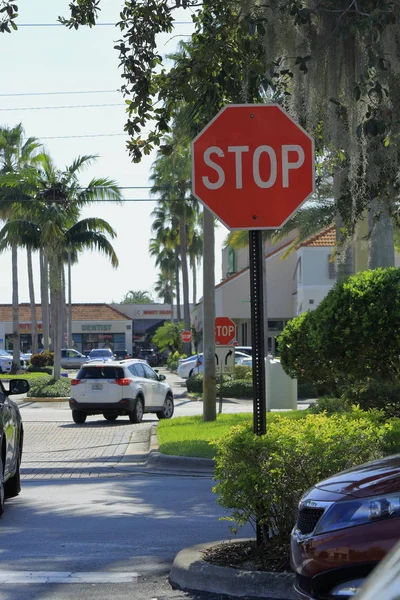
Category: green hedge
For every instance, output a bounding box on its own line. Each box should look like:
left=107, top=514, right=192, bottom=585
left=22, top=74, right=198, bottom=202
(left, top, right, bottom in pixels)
left=26, top=366, right=53, bottom=375
left=27, top=377, right=71, bottom=398
left=343, top=380, right=400, bottom=419
left=187, top=374, right=253, bottom=398
left=213, top=411, right=400, bottom=543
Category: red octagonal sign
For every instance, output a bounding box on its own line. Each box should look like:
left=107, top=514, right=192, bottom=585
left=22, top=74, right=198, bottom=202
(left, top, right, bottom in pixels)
left=192, top=104, right=314, bottom=230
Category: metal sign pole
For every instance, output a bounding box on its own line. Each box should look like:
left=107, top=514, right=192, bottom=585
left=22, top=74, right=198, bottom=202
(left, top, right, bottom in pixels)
left=219, top=374, right=223, bottom=414
left=249, top=229, right=267, bottom=547
left=249, top=230, right=267, bottom=436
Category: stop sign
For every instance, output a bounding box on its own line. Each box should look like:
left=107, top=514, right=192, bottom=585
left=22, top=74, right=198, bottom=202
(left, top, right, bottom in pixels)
left=192, top=104, right=314, bottom=230
left=181, top=330, right=192, bottom=343
left=215, top=317, right=236, bottom=346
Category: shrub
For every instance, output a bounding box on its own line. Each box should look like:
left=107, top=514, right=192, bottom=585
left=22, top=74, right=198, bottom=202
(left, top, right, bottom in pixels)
left=187, top=374, right=253, bottom=398
left=30, top=351, right=54, bottom=367
left=213, top=413, right=400, bottom=542
left=307, top=396, right=351, bottom=415
left=26, top=365, right=53, bottom=375
left=343, top=380, right=400, bottom=419
left=27, top=377, right=71, bottom=398
left=234, top=365, right=252, bottom=380
left=168, top=360, right=179, bottom=372
left=298, top=381, right=319, bottom=399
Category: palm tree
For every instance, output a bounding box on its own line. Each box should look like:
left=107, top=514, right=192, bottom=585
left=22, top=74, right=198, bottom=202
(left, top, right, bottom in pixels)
left=120, top=290, right=153, bottom=304
left=187, top=217, right=203, bottom=306
left=153, top=273, right=175, bottom=304
left=150, top=117, right=198, bottom=349
left=0, top=152, right=121, bottom=377
left=0, top=124, right=42, bottom=365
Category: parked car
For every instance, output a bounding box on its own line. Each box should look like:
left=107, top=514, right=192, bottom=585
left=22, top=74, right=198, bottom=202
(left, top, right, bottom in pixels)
left=114, top=349, right=132, bottom=360
left=69, top=359, right=174, bottom=424
left=177, top=354, right=203, bottom=379
left=0, top=350, right=14, bottom=373
left=138, top=348, right=158, bottom=367
left=86, top=348, right=115, bottom=362
left=177, top=351, right=252, bottom=380
left=0, top=377, right=29, bottom=516
left=60, top=348, right=88, bottom=369
left=290, top=453, right=400, bottom=600
left=233, top=346, right=252, bottom=356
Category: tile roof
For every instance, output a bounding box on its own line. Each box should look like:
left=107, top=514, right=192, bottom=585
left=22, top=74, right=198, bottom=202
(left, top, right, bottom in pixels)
left=297, top=225, right=336, bottom=248
left=0, top=303, right=131, bottom=322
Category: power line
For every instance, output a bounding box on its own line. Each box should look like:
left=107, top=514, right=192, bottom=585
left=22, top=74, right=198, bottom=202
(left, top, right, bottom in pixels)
left=17, top=21, right=191, bottom=27
left=0, top=103, right=123, bottom=112
left=0, top=90, right=119, bottom=97
left=40, top=133, right=128, bottom=139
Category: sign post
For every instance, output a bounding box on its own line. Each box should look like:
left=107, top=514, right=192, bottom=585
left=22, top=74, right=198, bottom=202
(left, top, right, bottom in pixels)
left=192, top=104, right=314, bottom=542
left=215, top=346, right=235, bottom=414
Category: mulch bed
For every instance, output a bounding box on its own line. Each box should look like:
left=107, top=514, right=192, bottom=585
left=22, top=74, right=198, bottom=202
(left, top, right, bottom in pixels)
left=202, top=539, right=291, bottom=573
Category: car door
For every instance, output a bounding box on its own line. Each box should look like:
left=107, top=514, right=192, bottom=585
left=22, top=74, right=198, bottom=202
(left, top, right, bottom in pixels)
left=0, top=384, right=16, bottom=479
left=69, top=350, right=85, bottom=369
left=142, top=364, right=162, bottom=407
left=130, top=362, right=154, bottom=407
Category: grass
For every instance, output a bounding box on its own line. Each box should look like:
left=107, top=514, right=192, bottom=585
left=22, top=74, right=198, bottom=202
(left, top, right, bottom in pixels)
left=157, top=410, right=306, bottom=459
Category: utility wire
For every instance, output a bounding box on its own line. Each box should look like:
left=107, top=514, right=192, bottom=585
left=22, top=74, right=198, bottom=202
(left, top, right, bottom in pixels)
left=0, top=90, right=119, bottom=97
left=17, top=21, right=192, bottom=27
left=0, top=103, right=123, bottom=111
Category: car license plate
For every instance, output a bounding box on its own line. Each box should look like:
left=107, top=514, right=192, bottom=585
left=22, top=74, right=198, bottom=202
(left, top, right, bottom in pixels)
left=91, top=383, right=103, bottom=390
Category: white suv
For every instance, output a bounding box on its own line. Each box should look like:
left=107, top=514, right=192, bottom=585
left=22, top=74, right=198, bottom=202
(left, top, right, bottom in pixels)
left=69, top=359, right=174, bottom=424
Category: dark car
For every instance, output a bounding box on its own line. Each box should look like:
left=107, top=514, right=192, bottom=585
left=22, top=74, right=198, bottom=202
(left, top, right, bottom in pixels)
left=0, top=378, right=29, bottom=516
left=138, top=348, right=158, bottom=367
left=114, top=350, right=132, bottom=360
left=290, top=453, right=400, bottom=600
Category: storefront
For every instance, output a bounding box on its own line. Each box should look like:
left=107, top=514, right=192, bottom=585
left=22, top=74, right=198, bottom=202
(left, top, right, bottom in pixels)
left=0, top=303, right=132, bottom=354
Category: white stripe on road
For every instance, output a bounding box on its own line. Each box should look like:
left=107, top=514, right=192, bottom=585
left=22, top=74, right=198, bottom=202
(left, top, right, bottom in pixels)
left=0, top=571, right=138, bottom=584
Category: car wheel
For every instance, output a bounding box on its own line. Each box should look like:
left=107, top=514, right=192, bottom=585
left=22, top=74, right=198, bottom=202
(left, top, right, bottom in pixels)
left=157, top=395, right=174, bottom=420
left=0, top=453, right=4, bottom=517
left=129, top=397, right=144, bottom=424
left=103, top=413, right=118, bottom=421
left=4, top=437, right=22, bottom=498
left=72, top=410, right=87, bottom=424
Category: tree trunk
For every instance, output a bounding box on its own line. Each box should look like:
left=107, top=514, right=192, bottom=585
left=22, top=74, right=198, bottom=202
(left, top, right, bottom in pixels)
left=11, top=245, right=20, bottom=371
left=368, top=201, right=395, bottom=269
left=175, top=247, right=181, bottom=321
left=27, top=248, right=38, bottom=354
left=202, top=208, right=216, bottom=421
left=192, top=256, right=197, bottom=306
left=179, top=214, right=191, bottom=356
left=67, top=252, right=73, bottom=346
left=40, top=250, right=50, bottom=352
left=50, top=255, right=62, bottom=380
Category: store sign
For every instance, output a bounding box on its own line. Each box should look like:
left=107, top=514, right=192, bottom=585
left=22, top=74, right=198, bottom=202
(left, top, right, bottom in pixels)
left=81, top=324, right=112, bottom=332
left=19, top=322, right=43, bottom=332
left=142, top=310, right=172, bottom=316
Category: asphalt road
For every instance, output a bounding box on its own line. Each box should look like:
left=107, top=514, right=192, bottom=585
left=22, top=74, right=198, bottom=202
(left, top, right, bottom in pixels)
left=1, top=369, right=256, bottom=600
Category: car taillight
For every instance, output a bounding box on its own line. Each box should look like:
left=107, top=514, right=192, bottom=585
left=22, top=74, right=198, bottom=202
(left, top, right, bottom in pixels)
left=71, top=379, right=82, bottom=386
left=115, top=378, right=131, bottom=386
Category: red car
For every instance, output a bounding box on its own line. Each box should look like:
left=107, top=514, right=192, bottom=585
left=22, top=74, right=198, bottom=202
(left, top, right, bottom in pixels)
left=290, top=454, right=400, bottom=600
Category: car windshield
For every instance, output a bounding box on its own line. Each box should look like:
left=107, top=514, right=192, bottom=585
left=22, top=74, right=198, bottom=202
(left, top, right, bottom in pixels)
left=77, top=366, right=124, bottom=379
left=88, top=349, right=112, bottom=357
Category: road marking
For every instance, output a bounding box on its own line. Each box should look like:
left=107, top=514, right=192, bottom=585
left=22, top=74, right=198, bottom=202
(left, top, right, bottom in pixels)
left=0, top=571, right=138, bottom=584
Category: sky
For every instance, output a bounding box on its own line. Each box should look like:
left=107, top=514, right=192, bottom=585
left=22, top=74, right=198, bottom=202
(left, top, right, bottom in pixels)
left=0, top=0, right=229, bottom=304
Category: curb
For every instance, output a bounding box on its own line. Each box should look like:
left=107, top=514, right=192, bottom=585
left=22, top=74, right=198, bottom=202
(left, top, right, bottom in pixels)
left=170, top=540, right=295, bottom=599
left=25, top=397, right=69, bottom=403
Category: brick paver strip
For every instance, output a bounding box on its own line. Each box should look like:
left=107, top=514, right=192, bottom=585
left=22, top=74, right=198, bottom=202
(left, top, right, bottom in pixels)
left=21, top=421, right=149, bottom=480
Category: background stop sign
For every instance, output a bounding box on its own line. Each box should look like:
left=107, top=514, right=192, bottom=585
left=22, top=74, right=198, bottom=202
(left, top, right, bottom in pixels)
left=181, top=330, right=192, bottom=343
left=192, top=104, right=314, bottom=230
left=215, top=317, right=236, bottom=345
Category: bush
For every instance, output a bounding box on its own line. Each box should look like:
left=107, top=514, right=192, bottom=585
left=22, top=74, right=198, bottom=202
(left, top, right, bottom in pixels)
left=30, top=351, right=54, bottom=367
left=343, top=380, right=400, bottom=418
left=168, top=360, right=179, bottom=372
left=298, top=381, right=319, bottom=399
left=307, top=396, right=351, bottom=415
left=27, top=377, right=71, bottom=398
left=234, top=365, right=252, bottom=380
left=213, top=412, right=400, bottom=542
left=186, top=374, right=253, bottom=398
left=26, top=365, right=53, bottom=375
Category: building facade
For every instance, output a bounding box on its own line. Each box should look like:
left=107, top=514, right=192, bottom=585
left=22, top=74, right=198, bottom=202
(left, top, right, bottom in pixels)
left=0, top=304, right=132, bottom=354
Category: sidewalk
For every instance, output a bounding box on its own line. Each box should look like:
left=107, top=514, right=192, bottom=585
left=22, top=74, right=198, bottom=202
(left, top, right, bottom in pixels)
left=120, top=424, right=295, bottom=600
